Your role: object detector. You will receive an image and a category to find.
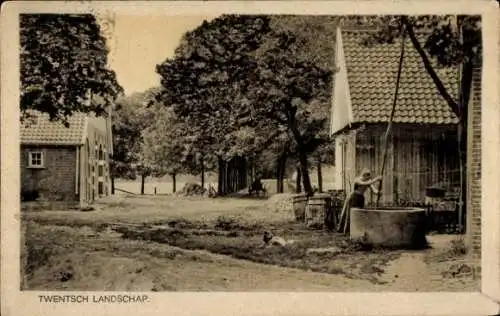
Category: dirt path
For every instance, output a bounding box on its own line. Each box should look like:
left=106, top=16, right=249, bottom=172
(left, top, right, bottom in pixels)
left=23, top=196, right=480, bottom=292
left=26, top=223, right=386, bottom=291
left=379, top=236, right=480, bottom=291
left=27, top=227, right=478, bottom=292
left=27, top=235, right=380, bottom=291
left=380, top=252, right=432, bottom=291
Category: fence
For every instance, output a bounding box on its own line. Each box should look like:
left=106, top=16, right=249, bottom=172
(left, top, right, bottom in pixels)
left=326, top=189, right=463, bottom=234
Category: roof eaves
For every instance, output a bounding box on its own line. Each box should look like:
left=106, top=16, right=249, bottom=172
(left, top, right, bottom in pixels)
left=21, top=141, right=82, bottom=146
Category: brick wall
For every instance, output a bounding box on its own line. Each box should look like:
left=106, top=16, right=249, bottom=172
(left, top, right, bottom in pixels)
left=466, top=65, right=482, bottom=259
left=21, top=145, right=78, bottom=202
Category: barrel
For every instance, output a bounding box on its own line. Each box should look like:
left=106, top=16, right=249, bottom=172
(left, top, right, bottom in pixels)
left=305, top=193, right=331, bottom=229
left=292, top=194, right=308, bottom=221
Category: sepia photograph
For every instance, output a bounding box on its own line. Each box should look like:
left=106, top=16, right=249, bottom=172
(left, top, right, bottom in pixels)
left=2, top=1, right=500, bottom=315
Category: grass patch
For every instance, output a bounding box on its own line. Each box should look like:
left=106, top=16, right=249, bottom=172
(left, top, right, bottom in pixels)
left=214, top=215, right=264, bottom=231
left=22, top=222, right=218, bottom=289
left=116, top=224, right=401, bottom=284
left=425, top=236, right=468, bottom=263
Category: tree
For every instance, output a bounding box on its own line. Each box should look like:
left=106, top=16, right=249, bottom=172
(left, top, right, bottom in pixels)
left=310, top=132, right=335, bottom=193
left=358, top=15, right=481, bottom=229
left=245, top=30, right=332, bottom=196
left=155, top=15, right=274, bottom=195
left=141, top=107, right=186, bottom=193
left=20, top=14, right=123, bottom=125
left=111, top=90, right=156, bottom=194
left=258, top=16, right=341, bottom=194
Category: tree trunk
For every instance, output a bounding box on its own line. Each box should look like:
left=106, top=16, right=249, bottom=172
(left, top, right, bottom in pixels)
left=111, top=175, right=115, bottom=195
left=276, top=155, right=282, bottom=194
left=404, top=17, right=474, bottom=233
left=239, top=158, right=246, bottom=191
left=225, top=160, right=230, bottom=194
left=296, top=166, right=302, bottom=193
left=281, top=153, right=287, bottom=193
left=287, top=110, right=313, bottom=196
left=317, top=158, right=323, bottom=193
left=140, top=173, right=146, bottom=195
left=297, top=149, right=313, bottom=196
left=217, top=156, right=224, bottom=196
left=276, top=151, right=288, bottom=194
left=403, top=16, right=474, bottom=233
left=403, top=18, right=459, bottom=115
left=251, top=160, right=256, bottom=184
left=172, top=172, right=177, bottom=193
left=200, top=155, right=205, bottom=189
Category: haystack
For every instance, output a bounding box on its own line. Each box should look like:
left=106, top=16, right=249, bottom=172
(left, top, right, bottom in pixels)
left=178, top=183, right=207, bottom=196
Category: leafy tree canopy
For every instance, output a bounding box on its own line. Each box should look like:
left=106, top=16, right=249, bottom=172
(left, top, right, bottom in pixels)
left=155, top=15, right=274, bottom=160
left=20, top=14, right=123, bottom=125
left=111, top=90, right=156, bottom=179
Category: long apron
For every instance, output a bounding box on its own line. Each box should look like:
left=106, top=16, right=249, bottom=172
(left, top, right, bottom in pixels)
left=350, top=192, right=365, bottom=208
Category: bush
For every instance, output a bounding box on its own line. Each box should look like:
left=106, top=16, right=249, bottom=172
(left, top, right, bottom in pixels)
left=449, top=237, right=467, bottom=256
left=179, top=183, right=206, bottom=196
left=214, top=216, right=240, bottom=231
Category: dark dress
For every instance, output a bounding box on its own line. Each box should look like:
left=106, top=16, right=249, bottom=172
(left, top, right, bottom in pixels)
left=350, top=183, right=365, bottom=208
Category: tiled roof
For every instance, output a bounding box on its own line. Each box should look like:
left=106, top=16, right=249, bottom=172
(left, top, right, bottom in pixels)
left=342, top=29, right=459, bottom=125
left=21, top=111, right=87, bottom=145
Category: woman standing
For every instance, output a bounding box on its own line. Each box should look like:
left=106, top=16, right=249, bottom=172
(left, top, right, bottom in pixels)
left=350, top=169, right=383, bottom=208
left=338, top=169, right=382, bottom=233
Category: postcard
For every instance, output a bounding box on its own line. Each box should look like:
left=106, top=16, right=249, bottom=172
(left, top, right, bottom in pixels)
left=1, top=1, right=499, bottom=315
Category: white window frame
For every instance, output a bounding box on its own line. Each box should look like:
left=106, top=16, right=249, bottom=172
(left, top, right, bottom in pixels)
left=28, top=151, right=44, bottom=168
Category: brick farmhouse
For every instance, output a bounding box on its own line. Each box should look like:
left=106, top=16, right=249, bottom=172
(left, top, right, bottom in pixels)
left=20, top=111, right=113, bottom=208
left=329, top=27, right=481, bottom=257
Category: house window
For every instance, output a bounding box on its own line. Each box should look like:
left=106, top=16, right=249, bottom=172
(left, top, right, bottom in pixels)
left=28, top=152, right=44, bottom=168
left=98, top=165, right=104, bottom=177
left=98, top=182, right=104, bottom=195
left=98, top=145, right=104, bottom=160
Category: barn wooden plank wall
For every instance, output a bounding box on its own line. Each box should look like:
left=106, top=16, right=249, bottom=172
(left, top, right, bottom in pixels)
left=355, top=124, right=460, bottom=205
left=337, top=130, right=358, bottom=196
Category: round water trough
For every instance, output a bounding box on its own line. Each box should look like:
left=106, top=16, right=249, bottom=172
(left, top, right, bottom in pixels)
left=350, top=207, right=428, bottom=248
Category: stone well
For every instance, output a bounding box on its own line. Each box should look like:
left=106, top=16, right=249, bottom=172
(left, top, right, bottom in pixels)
left=350, top=207, right=428, bottom=248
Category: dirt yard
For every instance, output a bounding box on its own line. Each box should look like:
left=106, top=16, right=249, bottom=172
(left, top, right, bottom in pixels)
left=21, top=193, right=480, bottom=291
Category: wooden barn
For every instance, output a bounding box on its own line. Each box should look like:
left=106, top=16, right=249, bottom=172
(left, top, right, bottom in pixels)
left=21, top=110, right=113, bottom=208
left=329, top=26, right=461, bottom=206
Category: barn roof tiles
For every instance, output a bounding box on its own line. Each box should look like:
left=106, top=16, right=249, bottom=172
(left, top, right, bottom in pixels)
left=21, top=111, right=87, bottom=145
left=342, top=29, right=460, bottom=125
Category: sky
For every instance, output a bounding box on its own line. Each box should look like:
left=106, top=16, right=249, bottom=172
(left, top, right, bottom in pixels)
left=108, top=15, right=216, bottom=96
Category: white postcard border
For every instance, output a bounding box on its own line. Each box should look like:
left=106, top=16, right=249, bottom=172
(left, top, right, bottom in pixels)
left=1, top=1, right=499, bottom=316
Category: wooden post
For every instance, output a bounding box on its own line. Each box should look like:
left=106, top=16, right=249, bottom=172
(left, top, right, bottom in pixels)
left=217, top=156, right=224, bottom=196
left=172, top=172, right=176, bottom=193
left=201, top=155, right=205, bottom=189
left=140, top=173, right=146, bottom=195
left=375, top=24, right=406, bottom=209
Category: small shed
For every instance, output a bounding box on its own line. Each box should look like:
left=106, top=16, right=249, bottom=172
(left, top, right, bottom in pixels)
left=20, top=110, right=113, bottom=208
left=329, top=27, right=460, bottom=206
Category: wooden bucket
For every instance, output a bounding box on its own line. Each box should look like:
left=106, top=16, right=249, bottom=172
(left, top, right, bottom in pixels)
left=305, top=194, right=330, bottom=229
left=292, top=194, right=308, bottom=221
